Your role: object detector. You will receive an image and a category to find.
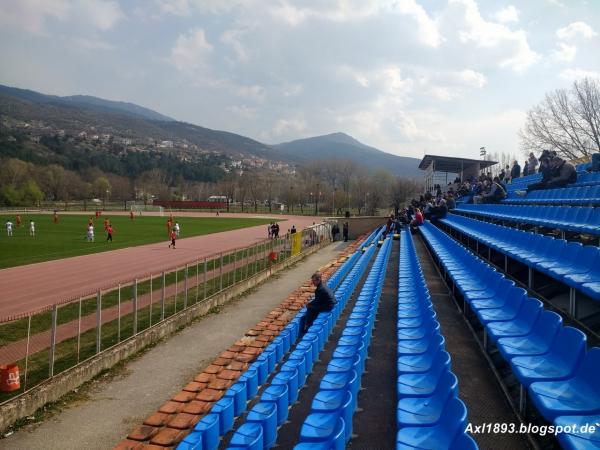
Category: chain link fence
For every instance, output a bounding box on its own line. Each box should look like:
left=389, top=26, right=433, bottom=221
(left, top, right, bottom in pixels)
left=0, top=223, right=331, bottom=403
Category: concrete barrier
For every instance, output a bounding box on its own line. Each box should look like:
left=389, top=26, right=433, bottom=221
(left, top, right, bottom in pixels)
left=330, top=216, right=386, bottom=240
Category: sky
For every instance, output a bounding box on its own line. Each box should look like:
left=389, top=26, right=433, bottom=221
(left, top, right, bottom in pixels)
left=1, top=0, right=599, bottom=161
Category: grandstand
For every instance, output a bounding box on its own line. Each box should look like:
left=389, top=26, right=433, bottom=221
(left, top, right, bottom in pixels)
left=106, top=160, right=599, bottom=449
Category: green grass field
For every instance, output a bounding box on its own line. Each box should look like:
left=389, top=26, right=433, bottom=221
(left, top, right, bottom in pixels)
left=0, top=214, right=272, bottom=269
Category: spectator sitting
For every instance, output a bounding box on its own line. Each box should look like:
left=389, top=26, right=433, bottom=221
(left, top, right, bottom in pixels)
left=517, top=151, right=576, bottom=195
left=410, top=207, right=424, bottom=228
left=423, top=201, right=433, bottom=220
left=429, top=197, right=448, bottom=222
left=474, top=177, right=507, bottom=204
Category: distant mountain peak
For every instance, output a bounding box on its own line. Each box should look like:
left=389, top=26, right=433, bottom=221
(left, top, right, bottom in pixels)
left=273, top=132, right=421, bottom=178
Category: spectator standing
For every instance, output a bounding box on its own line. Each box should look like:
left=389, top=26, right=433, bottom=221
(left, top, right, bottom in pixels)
left=342, top=222, right=349, bottom=242
left=446, top=193, right=456, bottom=210
left=528, top=152, right=539, bottom=174
left=523, top=161, right=529, bottom=177
left=290, top=225, right=297, bottom=234
left=268, top=223, right=273, bottom=239
left=510, top=160, right=521, bottom=180
left=499, top=166, right=507, bottom=182
left=331, top=223, right=340, bottom=241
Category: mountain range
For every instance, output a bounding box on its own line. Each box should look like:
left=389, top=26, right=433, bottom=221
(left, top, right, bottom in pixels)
left=0, top=84, right=421, bottom=177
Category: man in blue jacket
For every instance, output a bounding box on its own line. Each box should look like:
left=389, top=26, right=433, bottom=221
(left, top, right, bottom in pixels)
left=303, top=272, right=336, bottom=333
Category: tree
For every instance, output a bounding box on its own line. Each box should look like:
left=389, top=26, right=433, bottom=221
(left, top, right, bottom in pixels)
left=390, top=177, right=422, bottom=215
left=92, top=177, right=112, bottom=206
left=217, top=174, right=237, bottom=212
left=21, top=180, right=44, bottom=206
left=520, top=77, right=600, bottom=159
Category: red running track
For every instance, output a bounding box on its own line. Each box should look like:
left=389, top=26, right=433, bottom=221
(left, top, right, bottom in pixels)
left=0, top=214, right=319, bottom=321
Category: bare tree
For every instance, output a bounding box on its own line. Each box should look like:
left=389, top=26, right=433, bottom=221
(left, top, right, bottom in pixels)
left=390, top=177, right=422, bottom=215
left=520, top=77, right=600, bottom=159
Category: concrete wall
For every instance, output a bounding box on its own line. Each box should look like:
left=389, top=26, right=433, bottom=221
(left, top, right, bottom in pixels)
left=330, top=216, right=386, bottom=239
left=0, top=241, right=328, bottom=433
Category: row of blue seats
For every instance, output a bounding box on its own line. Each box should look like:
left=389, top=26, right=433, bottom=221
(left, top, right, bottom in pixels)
left=225, top=242, right=380, bottom=450
left=295, top=237, right=393, bottom=449
left=419, top=222, right=600, bottom=450
left=177, top=229, right=382, bottom=450
left=453, top=204, right=600, bottom=236
left=504, top=185, right=600, bottom=205
left=440, top=214, right=600, bottom=300
left=396, top=230, right=477, bottom=450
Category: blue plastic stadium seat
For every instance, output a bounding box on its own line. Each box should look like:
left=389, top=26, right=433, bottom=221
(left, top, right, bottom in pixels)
left=396, top=371, right=458, bottom=426
left=397, top=352, right=451, bottom=397
left=529, top=348, right=600, bottom=421
left=299, top=412, right=345, bottom=450
left=227, top=422, right=263, bottom=450
left=395, top=398, right=468, bottom=450
left=261, top=384, right=288, bottom=425
left=450, top=433, right=479, bottom=450
left=192, top=412, right=220, bottom=450
left=310, top=389, right=354, bottom=442
left=485, top=298, right=542, bottom=343
left=225, top=382, right=248, bottom=417
left=246, top=402, right=278, bottom=449
left=509, top=327, right=587, bottom=387
left=212, top=396, right=234, bottom=435
left=554, top=415, right=600, bottom=450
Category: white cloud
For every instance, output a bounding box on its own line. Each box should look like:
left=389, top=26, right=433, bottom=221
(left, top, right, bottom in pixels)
left=560, top=68, right=600, bottom=81
left=449, top=0, right=539, bottom=72
left=228, top=105, right=258, bottom=120
left=170, top=28, right=214, bottom=73
left=551, top=42, right=577, bottom=62
left=494, top=5, right=519, bottom=24
left=69, top=36, right=115, bottom=51
left=156, top=0, right=241, bottom=16
left=73, top=0, right=124, bottom=31
left=0, top=0, right=123, bottom=34
left=556, top=21, right=598, bottom=41
left=268, top=0, right=442, bottom=48
left=390, top=0, right=442, bottom=48
left=221, top=28, right=254, bottom=62
left=272, top=117, right=307, bottom=136
left=236, top=85, right=266, bottom=103
left=283, top=83, right=303, bottom=97
left=457, top=69, right=487, bottom=88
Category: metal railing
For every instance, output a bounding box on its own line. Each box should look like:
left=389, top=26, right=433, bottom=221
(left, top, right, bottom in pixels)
left=0, top=223, right=331, bottom=403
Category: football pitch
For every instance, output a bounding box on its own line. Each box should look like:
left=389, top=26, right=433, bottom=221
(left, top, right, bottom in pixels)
left=0, top=214, right=273, bottom=269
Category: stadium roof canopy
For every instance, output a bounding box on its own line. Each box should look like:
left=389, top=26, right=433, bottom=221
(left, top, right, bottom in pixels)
left=418, top=155, right=498, bottom=173
left=418, top=154, right=498, bottom=193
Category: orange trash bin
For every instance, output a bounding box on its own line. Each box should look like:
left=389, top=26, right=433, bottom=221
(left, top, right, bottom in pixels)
left=0, top=364, right=21, bottom=392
